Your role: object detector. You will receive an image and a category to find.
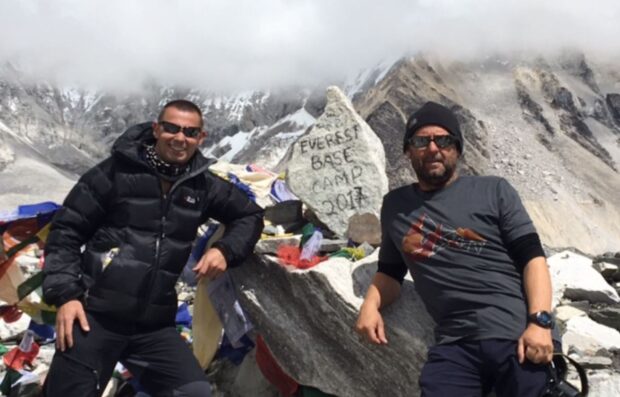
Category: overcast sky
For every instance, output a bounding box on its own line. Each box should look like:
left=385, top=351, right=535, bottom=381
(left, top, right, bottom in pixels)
left=1, top=0, right=619, bottom=93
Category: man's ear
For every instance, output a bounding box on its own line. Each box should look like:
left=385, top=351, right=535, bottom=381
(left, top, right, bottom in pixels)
left=198, top=130, right=207, bottom=145
left=404, top=147, right=413, bottom=160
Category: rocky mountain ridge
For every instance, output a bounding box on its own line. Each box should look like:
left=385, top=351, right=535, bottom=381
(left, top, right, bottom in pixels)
left=1, top=51, right=619, bottom=254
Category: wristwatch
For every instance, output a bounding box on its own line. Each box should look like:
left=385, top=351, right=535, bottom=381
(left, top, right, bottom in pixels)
left=528, top=311, right=555, bottom=329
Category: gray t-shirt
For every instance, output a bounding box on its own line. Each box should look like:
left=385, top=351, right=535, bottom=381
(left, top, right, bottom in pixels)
left=380, top=176, right=537, bottom=344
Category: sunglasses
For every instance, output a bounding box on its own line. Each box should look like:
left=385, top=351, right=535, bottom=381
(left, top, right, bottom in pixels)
left=159, top=121, right=202, bottom=138
left=409, top=135, right=457, bottom=149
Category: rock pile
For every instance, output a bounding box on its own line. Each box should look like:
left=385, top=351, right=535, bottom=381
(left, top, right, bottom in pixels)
left=548, top=251, right=620, bottom=395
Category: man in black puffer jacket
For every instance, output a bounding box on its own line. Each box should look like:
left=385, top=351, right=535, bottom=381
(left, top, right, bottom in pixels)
left=42, top=99, right=264, bottom=397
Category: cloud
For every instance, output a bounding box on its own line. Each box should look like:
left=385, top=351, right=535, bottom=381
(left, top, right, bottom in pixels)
left=1, top=0, right=618, bottom=93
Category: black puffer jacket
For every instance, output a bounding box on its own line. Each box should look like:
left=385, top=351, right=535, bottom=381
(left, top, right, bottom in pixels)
left=42, top=123, right=264, bottom=327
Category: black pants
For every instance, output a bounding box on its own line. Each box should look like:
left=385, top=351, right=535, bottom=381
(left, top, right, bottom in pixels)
left=43, top=312, right=211, bottom=397
left=419, top=339, right=551, bottom=397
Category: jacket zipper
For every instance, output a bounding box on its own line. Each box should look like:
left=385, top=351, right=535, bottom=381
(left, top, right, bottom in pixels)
left=138, top=163, right=210, bottom=322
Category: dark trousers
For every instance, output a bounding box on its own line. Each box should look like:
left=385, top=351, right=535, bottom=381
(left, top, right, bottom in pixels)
left=43, top=312, right=211, bottom=397
left=419, top=339, right=550, bottom=397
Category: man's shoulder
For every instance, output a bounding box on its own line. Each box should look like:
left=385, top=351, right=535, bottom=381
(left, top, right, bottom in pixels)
left=459, top=175, right=507, bottom=186
left=384, top=184, right=412, bottom=202
left=78, top=156, right=116, bottom=180
left=455, top=175, right=516, bottom=194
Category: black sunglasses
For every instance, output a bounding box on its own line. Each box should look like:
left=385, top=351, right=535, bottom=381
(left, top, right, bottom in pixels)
left=159, top=121, right=202, bottom=138
left=409, top=135, right=457, bottom=149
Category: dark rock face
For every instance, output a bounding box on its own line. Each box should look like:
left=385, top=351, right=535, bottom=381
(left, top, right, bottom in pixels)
left=594, top=252, right=620, bottom=267
left=514, top=62, right=618, bottom=171
left=559, top=52, right=601, bottom=94
left=590, top=305, right=620, bottom=331
left=559, top=113, right=616, bottom=171
left=304, top=88, right=327, bottom=118
left=515, top=79, right=555, bottom=149
left=607, top=94, right=620, bottom=126
left=365, top=101, right=414, bottom=189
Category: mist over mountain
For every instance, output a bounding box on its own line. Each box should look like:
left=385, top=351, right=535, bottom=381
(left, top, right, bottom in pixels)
left=2, top=1, right=619, bottom=92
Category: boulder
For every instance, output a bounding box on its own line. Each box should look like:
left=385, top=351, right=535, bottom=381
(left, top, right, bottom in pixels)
left=229, top=251, right=434, bottom=397
left=555, top=305, right=587, bottom=323
left=593, top=261, right=619, bottom=280
left=286, top=86, right=389, bottom=237
left=575, top=355, right=613, bottom=370
left=346, top=213, right=381, bottom=246
left=562, top=316, right=620, bottom=354
left=587, top=370, right=620, bottom=397
left=548, top=251, right=620, bottom=306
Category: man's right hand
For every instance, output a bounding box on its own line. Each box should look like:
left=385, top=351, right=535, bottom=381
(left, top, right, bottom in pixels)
left=56, top=299, right=90, bottom=351
left=355, top=303, right=388, bottom=345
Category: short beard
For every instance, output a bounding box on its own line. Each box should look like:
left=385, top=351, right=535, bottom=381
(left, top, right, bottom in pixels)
left=413, top=161, right=457, bottom=189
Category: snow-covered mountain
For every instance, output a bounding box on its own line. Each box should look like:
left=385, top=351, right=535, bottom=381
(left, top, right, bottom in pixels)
left=1, top=51, right=619, bottom=254
left=0, top=65, right=329, bottom=208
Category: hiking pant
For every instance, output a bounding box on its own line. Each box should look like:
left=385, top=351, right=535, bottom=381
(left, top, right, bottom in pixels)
left=419, top=339, right=551, bottom=397
left=43, top=312, right=211, bottom=397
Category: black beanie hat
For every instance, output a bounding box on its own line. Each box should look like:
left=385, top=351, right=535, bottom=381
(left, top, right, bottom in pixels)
left=403, top=101, right=463, bottom=153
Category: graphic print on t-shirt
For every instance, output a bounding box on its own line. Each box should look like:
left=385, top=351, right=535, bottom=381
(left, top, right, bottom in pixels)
left=402, top=212, right=487, bottom=259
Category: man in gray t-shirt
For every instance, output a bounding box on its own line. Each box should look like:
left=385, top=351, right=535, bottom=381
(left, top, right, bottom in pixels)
left=356, top=102, right=555, bottom=397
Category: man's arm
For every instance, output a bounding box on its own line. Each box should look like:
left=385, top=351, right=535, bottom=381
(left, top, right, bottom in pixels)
left=356, top=193, right=407, bottom=344
left=496, top=178, right=554, bottom=364
left=518, top=256, right=554, bottom=364
left=355, top=271, right=403, bottom=345
left=43, top=161, right=114, bottom=350
left=194, top=174, right=264, bottom=278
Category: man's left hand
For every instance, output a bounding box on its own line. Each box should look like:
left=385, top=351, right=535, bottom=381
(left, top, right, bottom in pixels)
left=517, top=324, right=553, bottom=364
left=193, top=247, right=227, bottom=280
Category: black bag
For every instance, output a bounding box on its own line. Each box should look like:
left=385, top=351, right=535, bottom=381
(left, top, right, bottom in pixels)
left=541, top=353, right=588, bottom=397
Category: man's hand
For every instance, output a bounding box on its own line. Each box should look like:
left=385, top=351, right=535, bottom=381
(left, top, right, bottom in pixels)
left=355, top=303, right=388, bottom=345
left=193, top=247, right=227, bottom=280
left=517, top=323, right=553, bottom=364
left=56, top=299, right=90, bottom=352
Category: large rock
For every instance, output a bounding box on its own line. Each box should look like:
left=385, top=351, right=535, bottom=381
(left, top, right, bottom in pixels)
left=562, top=316, right=620, bottom=354
left=346, top=213, right=381, bottom=246
left=548, top=251, right=620, bottom=306
left=555, top=304, right=587, bottom=323
left=286, top=86, right=389, bottom=237
left=586, top=371, right=620, bottom=397
left=229, top=251, right=434, bottom=397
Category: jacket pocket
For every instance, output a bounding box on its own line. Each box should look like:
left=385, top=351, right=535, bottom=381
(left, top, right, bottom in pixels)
left=81, top=247, right=120, bottom=287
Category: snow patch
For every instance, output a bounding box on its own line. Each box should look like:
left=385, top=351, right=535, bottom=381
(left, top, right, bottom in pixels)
left=0, top=154, right=75, bottom=212
left=275, top=107, right=315, bottom=129
left=213, top=128, right=256, bottom=161
left=345, top=57, right=400, bottom=98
